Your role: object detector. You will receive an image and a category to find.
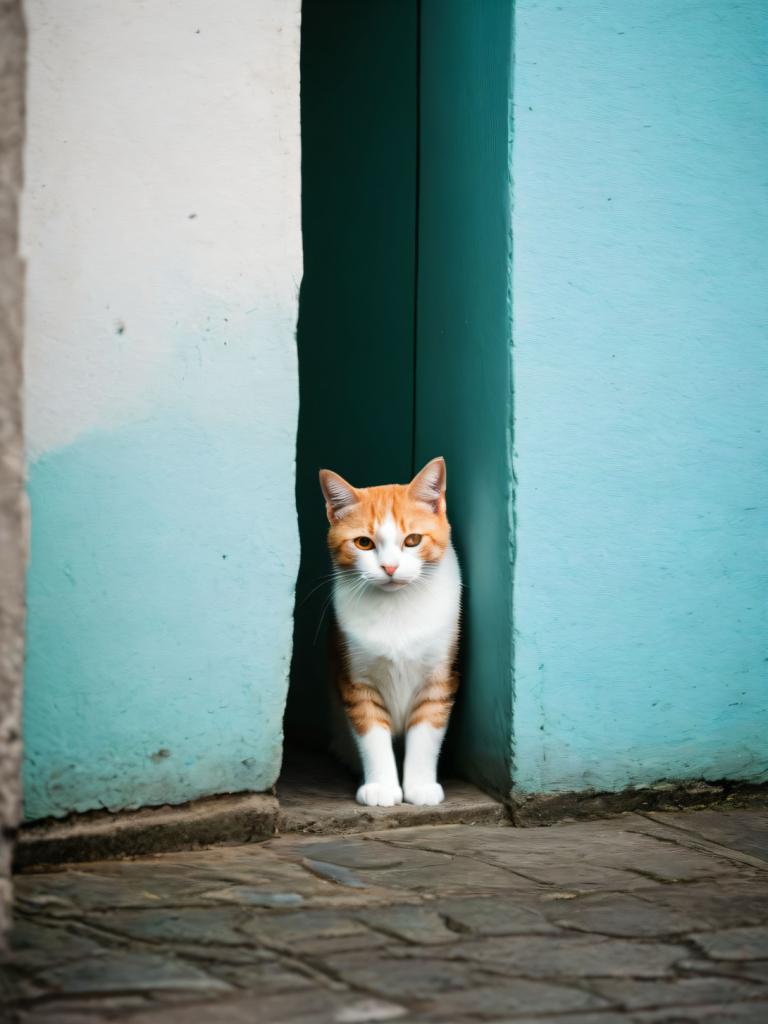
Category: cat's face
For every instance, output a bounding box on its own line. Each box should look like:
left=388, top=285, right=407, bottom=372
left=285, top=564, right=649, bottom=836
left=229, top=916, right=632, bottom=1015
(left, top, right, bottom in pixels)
left=319, top=458, right=451, bottom=591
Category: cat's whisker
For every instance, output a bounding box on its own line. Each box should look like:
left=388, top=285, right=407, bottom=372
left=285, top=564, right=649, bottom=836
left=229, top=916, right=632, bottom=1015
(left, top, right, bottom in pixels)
left=312, top=590, right=338, bottom=645
left=348, top=576, right=372, bottom=613
left=297, top=574, right=339, bottom=608
left=297, top=566, right=358, bottom=609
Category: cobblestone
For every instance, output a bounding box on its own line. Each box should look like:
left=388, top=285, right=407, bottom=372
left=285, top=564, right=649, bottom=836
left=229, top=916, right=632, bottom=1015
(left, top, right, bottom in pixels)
left=690, top=925, right=768, bottom=961
left=1, top=806, right=766, bottom=1022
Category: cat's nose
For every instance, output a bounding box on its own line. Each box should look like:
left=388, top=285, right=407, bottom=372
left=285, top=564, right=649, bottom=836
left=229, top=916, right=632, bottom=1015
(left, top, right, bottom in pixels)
left=382, top=564, right=398, bottom=577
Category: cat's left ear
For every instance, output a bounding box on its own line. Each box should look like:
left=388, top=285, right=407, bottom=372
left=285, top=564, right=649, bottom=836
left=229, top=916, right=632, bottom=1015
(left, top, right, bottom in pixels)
left=408, top=457, right=446, bottom=513
left=319, top=469, right=359, bottom=523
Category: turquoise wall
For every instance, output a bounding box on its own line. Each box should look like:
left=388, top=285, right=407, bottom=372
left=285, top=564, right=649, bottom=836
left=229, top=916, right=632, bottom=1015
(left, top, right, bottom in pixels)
left=511, top=0, right=768, bottom=795
left=24, top=331, right=300, bottom=821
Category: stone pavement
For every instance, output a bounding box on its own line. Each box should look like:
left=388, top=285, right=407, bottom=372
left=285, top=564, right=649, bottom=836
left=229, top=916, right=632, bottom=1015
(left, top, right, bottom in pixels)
left=2, top=807, right=767, bottom=1023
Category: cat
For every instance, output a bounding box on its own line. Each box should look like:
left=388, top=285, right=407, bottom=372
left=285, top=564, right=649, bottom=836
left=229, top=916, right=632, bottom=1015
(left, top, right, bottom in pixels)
left=319, top=457, right=462, bottom=807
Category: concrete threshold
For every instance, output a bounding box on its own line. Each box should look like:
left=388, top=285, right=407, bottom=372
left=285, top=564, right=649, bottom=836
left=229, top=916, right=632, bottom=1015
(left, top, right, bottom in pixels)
left=15, top=792, right=281, bottom=870
left=15, top=748, right=507, bottom=869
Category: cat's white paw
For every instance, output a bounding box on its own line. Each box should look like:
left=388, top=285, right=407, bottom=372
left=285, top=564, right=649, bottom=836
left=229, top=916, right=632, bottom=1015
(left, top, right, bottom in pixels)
left=356, top=782, right=403, bottom=807
left=404, top=782, right=445, bottom=806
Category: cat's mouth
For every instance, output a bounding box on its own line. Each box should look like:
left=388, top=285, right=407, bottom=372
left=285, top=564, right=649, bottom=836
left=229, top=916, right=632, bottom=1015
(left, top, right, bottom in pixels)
left=380, top=577, right=409, bottom=590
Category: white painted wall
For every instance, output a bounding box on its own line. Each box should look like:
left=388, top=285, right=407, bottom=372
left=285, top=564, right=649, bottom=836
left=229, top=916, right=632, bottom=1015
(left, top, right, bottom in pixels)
left=23, top=0, right=302, bottom=459
left=21, top=0, right=303, bottom=818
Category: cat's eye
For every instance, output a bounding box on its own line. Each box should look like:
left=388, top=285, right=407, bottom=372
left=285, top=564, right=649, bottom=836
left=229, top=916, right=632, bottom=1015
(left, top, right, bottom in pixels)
left=354, top=536, right=375, bottom=550
left=404, top=533, right=422, bottom=547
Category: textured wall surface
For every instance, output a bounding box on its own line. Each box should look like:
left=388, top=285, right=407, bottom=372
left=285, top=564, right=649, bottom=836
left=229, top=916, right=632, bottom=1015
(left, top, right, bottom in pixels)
left=22, top=0, right=302, bottom=819
left=0, top=0, right=26, bottom=945
left=511, top=0, right=768, bottom=795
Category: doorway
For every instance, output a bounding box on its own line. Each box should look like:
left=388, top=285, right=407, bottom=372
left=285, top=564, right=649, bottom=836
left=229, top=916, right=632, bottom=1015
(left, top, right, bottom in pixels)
left=283, top=0, right=515, bottom=805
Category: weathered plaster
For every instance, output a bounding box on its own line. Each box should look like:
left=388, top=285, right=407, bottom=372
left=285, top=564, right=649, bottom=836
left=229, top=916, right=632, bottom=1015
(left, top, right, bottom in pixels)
left=0, top=0, right=26, bottom=946
left=511, top=0, right=768, bottom=795
left=22, top=1, right=302, bottom=819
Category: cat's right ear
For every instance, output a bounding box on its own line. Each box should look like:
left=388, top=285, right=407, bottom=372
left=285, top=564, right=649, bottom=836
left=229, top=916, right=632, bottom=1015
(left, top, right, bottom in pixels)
left=319, top=469, right=358, bottom=523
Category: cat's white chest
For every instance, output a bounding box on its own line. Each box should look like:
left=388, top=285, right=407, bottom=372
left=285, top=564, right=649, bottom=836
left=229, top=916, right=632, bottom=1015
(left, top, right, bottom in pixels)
left=334, top=545, right=461, bottom=734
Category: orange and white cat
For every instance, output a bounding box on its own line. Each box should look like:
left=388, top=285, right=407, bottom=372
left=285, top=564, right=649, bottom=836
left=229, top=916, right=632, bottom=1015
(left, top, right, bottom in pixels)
left=319, top=458, right=461, bottom=807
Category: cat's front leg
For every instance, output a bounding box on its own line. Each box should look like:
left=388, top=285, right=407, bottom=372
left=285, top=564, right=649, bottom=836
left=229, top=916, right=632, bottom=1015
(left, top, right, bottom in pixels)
left=341, top=681, right=402, bottom=806
left=403, top=671, right=457, bottom=805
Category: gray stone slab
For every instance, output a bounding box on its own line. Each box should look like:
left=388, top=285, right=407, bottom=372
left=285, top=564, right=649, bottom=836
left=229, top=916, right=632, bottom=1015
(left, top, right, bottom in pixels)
left=16, top=846, right=399, bottom=916
left=37, top=950, right=231, bottom=994
left=633, top=879, right=768, bottom=931
left=168, top=843, right=422, bottom=908
left=508, top=862, right=664, bottom=892
left=188, top=953, right=315, bottom=992
left=415, top=978, right=610, bottom=1019
left=691, top=926, right=768, bottom=961
left=270, top=836, right=447, bottom=870
left=270, top=832, right=544, bottom=896
left=8, top=919, right=107, bottom=966
left=360, top=857, right=546, bottom=896
left=628, top=810, right=768, bottom=871
left=433, top=934, right=689, bottom=978
left=17, top=996, right=157, bottom=1024
left=14, top=868, right=241, bottom=914
left=677, top=957, right=768, bottom=984
left=651, top=806, right=768, bottom=864
left=318, top=950, right=497, bottom=999
left=193, top=885, right=305, bottom=908
left=239, top=906, right=374, bottom=949
left=368, top=822, right=742, bottom=889
left=634, top=1001, right=768, bottom=1024
left=285, top=930, right=392, bottom=956
left=356, top=905, right=458, bottom=945
left=592, top=975, right=767, bottom=1010
left=84, top=905, right=252, bottom=946
left=503, top=1016, right=630, bottom=1024
left=545, top=890, right=727, bottom=937
left=434, top=895, right=559, bottom=936
left=301, top=857, right=372, bottom=889
left=105, top=990, right=408, bottom=1024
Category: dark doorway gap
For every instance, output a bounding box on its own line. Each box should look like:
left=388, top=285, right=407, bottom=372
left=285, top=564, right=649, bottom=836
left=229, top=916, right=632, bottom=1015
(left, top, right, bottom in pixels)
left=410, top=0, right=422, bottom=478
left=283, top=0, right=464, bottom=802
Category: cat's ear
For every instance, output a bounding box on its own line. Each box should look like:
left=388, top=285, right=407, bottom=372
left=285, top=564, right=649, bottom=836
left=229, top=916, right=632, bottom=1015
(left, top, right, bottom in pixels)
left=319, top=469, right=359, bottom=523
left=408, top=457, right=446, bottom=513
